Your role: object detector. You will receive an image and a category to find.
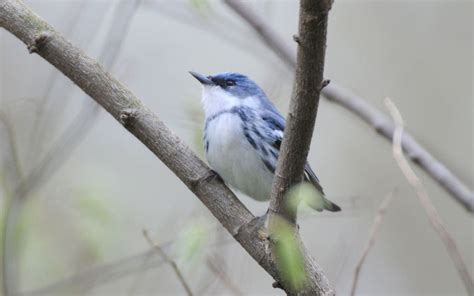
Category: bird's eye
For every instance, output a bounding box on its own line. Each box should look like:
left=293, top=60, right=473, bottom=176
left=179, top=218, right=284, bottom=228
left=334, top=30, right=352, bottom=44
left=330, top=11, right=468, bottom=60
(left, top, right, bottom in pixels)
left=226, top=80, right=236, bottom=86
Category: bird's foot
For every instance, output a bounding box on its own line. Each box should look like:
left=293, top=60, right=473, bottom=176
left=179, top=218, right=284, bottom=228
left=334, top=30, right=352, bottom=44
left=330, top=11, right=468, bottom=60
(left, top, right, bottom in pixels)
left=203, top=169, right=223, bottom=183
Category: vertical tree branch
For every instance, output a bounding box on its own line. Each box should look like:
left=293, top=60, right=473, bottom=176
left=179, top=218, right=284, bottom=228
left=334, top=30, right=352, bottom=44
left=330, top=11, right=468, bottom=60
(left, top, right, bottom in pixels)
left=267, top=1, right=334, bottom=295
left=269, top=0, right=332, bottom=221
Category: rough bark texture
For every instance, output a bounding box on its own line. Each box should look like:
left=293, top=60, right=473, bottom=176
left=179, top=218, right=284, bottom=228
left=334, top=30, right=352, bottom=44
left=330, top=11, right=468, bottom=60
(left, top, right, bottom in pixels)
left=269, top=0, right=331, bottom=220
left=267, top=1, right=335, bottom=295
left=0, top=0, right=332, bottom=294
left=224, top=0, right=473, bottom=213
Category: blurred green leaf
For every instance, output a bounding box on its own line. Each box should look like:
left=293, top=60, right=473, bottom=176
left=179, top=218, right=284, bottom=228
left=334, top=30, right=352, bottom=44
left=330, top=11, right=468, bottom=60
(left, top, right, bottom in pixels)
left=75, top=191, right=114, bottom=265
left=185, top=101, right=205, bottom=156
left=177, top=221, right=208, bottom=264
left=189, top=0, right=210, bottom=13
left=77, top=194, right=112, bottom=225
left=273, top=217, right=308, bottom=291
left=287, top=182, right=325, bottom=213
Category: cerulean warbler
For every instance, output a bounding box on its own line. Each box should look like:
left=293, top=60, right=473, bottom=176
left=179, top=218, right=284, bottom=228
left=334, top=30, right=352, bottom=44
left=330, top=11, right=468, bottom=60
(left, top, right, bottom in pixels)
left=190, top=71, right=340, bottom=212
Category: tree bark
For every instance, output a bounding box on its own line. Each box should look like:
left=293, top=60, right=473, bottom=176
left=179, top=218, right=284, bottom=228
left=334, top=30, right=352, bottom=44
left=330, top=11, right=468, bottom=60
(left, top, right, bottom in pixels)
left=266, top=1, right=335, bottom=295
left=269, top=0, right=332, bottom=221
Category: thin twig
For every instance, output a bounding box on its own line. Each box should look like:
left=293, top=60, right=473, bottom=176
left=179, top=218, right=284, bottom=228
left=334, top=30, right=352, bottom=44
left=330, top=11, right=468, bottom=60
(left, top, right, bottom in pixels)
left=0, top=111, right=23, bottom=192
left=223, top=0, right=473, bottom=212
left=142, top=230, right=193, bottom=296
left=16, top=229, right=234, bottom=295
left=206, top=255, right=243, bottom=296
left=384, top=98, right=474, bottom=295
left=28, top=1, right=87, bottom=159
left=350, top=190, right=396, bottom=296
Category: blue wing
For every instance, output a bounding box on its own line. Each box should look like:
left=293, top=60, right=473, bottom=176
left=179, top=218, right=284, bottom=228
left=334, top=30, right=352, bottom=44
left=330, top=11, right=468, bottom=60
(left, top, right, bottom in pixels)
left=242, top=103, right=340, bottom=211
left=258, top=110, right=325, bottom=194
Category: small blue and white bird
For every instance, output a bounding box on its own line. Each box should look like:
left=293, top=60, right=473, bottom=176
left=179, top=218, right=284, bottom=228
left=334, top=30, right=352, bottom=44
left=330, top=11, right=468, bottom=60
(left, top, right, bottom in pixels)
left=190, top=71, right=340, bottom=212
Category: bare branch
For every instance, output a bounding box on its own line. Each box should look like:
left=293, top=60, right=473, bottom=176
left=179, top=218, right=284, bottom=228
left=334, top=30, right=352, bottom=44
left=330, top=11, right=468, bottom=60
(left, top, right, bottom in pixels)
left=267, top=1, right=334, bottom=295
left=350, top=190, right=396, bottom=296
left=0, top=1, right=329, bottom=294
left=269, top=0, right=331, bottom=221
left=385, top=98, right=474, bottom=295
left=143, top=230, right=193, bottom=296
left=223, top=0, right=473, bottom=213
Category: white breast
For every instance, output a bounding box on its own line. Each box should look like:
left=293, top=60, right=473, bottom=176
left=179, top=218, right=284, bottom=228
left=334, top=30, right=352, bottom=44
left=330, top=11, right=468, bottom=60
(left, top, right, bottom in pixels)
left=205, top=113, right=274, bottom=201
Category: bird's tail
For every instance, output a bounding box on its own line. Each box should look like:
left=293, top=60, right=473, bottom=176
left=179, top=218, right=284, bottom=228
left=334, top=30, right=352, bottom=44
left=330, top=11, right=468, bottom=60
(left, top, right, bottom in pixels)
left=321, top=197, right=341, bottom=212
left=300, top=183, right=341, bottom=212
left=303, top=165, right=341, bottom=212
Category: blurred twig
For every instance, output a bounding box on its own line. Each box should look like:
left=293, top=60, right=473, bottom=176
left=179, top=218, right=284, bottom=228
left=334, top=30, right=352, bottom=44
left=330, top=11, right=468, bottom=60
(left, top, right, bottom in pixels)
left=0, top=111, right=23, bottom=192
left=144, top=0, right=267, bottom=60
left=206, top=255, right=243, bottom=296
left=28, top=1, right=86, bottom=159
left=223, top=0, right=474, bottom=213
left=1, top=1, right=141, bottom=295
left=350, top=190, right=396, bottom=296
left=17, top=228, right=234, bottom=295
left=384, top=98, right=474, bottom=295
left=16, top=248, right=166, bottom=296
left=143, top=229, right=193, bottom=296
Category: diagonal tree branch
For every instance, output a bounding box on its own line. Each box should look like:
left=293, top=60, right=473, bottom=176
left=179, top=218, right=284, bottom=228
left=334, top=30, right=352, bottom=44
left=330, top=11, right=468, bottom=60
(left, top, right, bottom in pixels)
left=223, top=0, right=474, bottom=213
left=0, top=0, right=330, bottom=294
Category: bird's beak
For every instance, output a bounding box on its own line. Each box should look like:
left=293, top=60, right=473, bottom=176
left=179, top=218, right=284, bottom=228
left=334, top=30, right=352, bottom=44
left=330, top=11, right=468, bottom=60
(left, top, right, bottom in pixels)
left=189, top=71, right=214, bottom=86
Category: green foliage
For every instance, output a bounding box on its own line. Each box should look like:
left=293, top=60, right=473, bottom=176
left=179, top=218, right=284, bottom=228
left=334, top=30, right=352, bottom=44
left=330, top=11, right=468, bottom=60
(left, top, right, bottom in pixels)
left=287, top=182, right=325, bottom=213
left=77, top=193, right=112, bottom=225
left=176, top=221, right=208, bottom=264
left=272, top=217, right=308, bottom=291
left=75, top=191, right=114, bottom=265
left=189, top=0, right=211, bottom=13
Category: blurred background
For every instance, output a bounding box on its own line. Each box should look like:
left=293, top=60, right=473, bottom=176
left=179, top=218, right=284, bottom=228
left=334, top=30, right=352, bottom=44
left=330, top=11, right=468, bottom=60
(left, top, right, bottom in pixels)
left=0, top=0, right=472, bottom=295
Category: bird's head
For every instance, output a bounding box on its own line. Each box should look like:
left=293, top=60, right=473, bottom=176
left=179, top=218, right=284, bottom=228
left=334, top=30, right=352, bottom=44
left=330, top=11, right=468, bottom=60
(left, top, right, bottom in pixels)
left=190, top=71, right=268, bottom=117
